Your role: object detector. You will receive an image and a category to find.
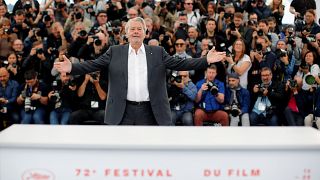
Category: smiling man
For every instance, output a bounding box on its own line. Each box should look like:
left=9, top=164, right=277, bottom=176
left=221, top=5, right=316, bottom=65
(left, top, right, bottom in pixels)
left=54, top=17, right=226, bottom=126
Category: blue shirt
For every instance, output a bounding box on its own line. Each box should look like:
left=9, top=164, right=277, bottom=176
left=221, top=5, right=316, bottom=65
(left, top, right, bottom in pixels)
left=0, top=80, right=19, bottom=111
left=196, top=79, right=225, bottom=111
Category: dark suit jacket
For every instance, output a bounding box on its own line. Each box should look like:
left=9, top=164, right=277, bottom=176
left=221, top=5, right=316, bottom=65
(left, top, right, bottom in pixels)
left=71, top=44, right=208, bottom=125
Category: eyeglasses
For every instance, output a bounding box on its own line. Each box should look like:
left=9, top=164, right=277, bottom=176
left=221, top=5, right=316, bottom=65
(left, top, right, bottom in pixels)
left=185, top=3, right=193, bottom=5
left=175, top=43, right=185, bottom=47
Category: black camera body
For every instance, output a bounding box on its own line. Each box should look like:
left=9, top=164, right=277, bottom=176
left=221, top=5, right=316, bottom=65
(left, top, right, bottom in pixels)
left=257, top=29, right=264, bottom=36
left=224, top=102, right=241, bottom=117
left=288, top=79, right=298, bottom=88
left=91, top=36, right=102, bottom=46
left=207, top=81, right=219, bottom=96
left=257, top=84, right=266, bottom=93
left=78, top=30, right=87, bottom=37
left=22, top=86, right=36, bottom=112
left=90, top=72, right=99, bottom=80
left=170, top=71, right=182, bottom=83
left=275, top=48, right=287, bottom=58
left=36, top=48, right=44, bottom=55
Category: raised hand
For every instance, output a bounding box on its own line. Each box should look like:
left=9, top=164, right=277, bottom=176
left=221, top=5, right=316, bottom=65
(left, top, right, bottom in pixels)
left=54, top=55, right=72, bottom=73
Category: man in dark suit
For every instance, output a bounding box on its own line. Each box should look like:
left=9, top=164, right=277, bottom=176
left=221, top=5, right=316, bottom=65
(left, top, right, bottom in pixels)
left=54, top=17, right=226, bottom=125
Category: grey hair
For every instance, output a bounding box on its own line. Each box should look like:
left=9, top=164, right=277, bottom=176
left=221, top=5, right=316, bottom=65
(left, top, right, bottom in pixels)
left=125, top=17, right=147, bottom=35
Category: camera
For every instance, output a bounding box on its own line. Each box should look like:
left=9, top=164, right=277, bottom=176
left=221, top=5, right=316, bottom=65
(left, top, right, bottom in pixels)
left=36, top=48, right=44, bottom=55
left=224, top=102, right=241, bottom=117
left=224, top=13, right=233, bottom=19
left=229, top=22, right=236, bottom=31
left=41, top=10, right=48, bottom=16
left=294, top=15, right=305, bottom=31
left=306, top=35, right=316, bottom=42
left=160, top=1, right=166, bottom=8
left=257, top=84, right=266, bottom=93
left=78, top=30, right=87, bottom=37
left=179, top=23, right=188, bottom=30
left=257, top=29, right=264, bottom=36
left=23, top=1, right=32, bottom=10
left=266, top=106, right=275, bottom=118
left=275, top=48, right=287, bottom=58
left=113, top=27, right=120, bottom=35
left=218, top=43, right=232, bottom=56
left=23, top=87, right=36, bottom=112
left=207, top=81, right=219, bottom=96
left=248, top=20, right=257, bottom=26
left=74, top=12, right=82, bottom=20
left=50, top=80, right=60, bottom=102
left=56, top=2, right=66, bottom=9
left=3, top=28, right=9, bottom=34
left=288, top=79, right=298, bottom=88
left=91, top=36, right=102, bottom=46
left=163, top=35, right=170, bottom=42
left=90, top=72, right=99, bottom=80
left=255, top=43, right=263, bottom=52
left=170, top=71, right=182, bottom=83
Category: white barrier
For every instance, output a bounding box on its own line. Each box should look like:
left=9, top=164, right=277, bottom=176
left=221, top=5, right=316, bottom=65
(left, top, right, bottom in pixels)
left=1, top=125, right=320, bottom=180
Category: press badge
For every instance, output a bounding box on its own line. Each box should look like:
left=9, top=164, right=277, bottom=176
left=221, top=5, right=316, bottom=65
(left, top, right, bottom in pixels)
left=258, top=102, right=266, bottom=111
left=91, top=101, right=99, bottom=108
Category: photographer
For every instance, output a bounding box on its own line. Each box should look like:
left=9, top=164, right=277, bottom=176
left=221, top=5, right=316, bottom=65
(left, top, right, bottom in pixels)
left=43, top=0, right=68, bottom=25
left=16, top=70, right=49, bottom=124
left=68, top=22, right=88, bottom=58
left=0, top=68, right=20, bottom=130
left=174, top=13, right=189, bottom=40
left=154, top=0, right=176, bottom=31
left=249, top=67, right=285, bottom=126
left=0, top=18, right=18, bottom=58
left=168, top=71, right=197, bottom=126
left=186, top=26, right=201, bottom=58
left=225, top=12, right=251, bottom=47
left=78, top=32, right=109, bottom=61
left=48, top=73, right=77, bottom=124
left=10, top=9, right=30, bottom=40
left=64, top=5, right=92, bottom=34
left=248, top=35, right=277, bottom=91
left=4, top=53, right=24, bottom=83
left=283, top=77, right=306, bottom=126
left=22, top=41, right=53, bottom=85
left=304, top=87, right=320, bottom=129
left=274, top=40, right=295, bottom=82
left=251, top=19, right=279, bottom=51
left=69, top=71, right=107, bottom=125
left=194, top=64, right=228, bottom=126
left=300, top=10, right=320, bottom=55
left=224, top=73, right=250, bottom=126
left=106, top=0, right=126, bottom=21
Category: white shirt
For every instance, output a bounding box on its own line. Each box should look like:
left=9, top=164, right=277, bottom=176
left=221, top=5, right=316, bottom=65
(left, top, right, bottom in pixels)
left=127, top=44, right=149, bottom=101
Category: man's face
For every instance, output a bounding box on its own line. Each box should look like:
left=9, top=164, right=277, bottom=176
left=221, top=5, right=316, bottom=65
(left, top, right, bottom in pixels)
left=233, top=17, right=242, bottom=27
left=97, top=13, right=108, bottom=25
left=184, top=0, right=193, bottom=12
left=178, top=15, right=188, bottom=23
left=261, top=70, right=272, bottom=85
left=0, top=5, right=7, bottom=17
left=0, top=69, right=9, bottom=85
left=179, top=71, right=189, bottom=83
left=201, top=39, right=209, bottom=51
left=175, top=39, right=186, bottom=53
left=188, top=27, right=197, bottom=39
left=60, top=73, right=70, bottom=83
left=206, top=20, right=216, bottom=32
left=25, top=78, right=36, bottom=87
left=228, top=77, right=239, bottom=89
left=268, top=21, right=275, bottom=29
left=14, top=14, right=25, bottom=24
left=276, top=41, right=286, bottom=50
left=316, top=33, right=320, bottom=46
left=206, top=68, right=217, bottom=81
left=127, top=20, right=145, bottom=45
left=13, top=40, right=24, bottom=51
left=258, top=22, right=268, bottom=33
left=127, top=9, right=138, bottom=19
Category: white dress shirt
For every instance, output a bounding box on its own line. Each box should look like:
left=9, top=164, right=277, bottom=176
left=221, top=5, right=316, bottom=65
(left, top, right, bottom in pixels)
left=127, top=44, right=150, bottom=101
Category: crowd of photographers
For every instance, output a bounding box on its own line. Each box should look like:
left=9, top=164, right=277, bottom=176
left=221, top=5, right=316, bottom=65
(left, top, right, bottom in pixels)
left=0, top=0, right=319, bottom=129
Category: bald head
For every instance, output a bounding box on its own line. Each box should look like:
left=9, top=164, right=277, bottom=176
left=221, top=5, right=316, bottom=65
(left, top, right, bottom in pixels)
left=0, top=67, right=9, bottom=86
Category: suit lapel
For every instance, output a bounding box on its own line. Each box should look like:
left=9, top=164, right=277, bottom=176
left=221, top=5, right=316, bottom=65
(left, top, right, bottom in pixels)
left=145, top=45, right=153, bottom=86
left=122, top=44, right=129, bottom=88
